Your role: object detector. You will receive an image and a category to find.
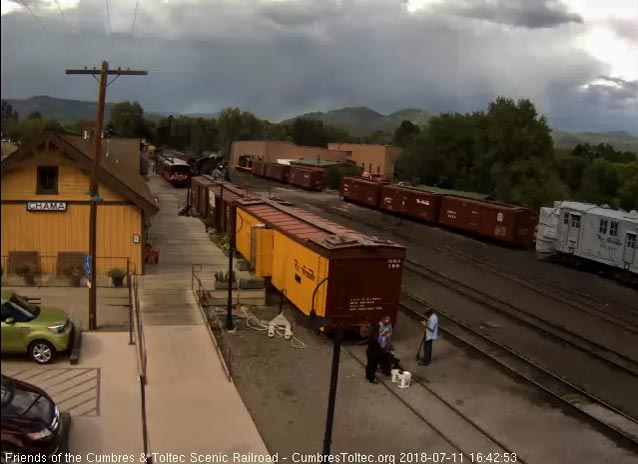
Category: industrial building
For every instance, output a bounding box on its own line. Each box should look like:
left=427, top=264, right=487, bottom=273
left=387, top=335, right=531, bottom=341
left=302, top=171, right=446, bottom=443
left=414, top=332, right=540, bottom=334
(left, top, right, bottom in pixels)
left=1, top=131, right=158, bottom=277
left=327, top=143, right=402, bottom=181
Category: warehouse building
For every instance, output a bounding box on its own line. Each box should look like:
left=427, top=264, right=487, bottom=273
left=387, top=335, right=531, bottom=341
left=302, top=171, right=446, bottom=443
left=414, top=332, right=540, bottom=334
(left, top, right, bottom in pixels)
left=231, top=140, right=350, bottom=167
left=327, top=143, right=402, bottom=181
left=1, top=131, right=158, bottom=277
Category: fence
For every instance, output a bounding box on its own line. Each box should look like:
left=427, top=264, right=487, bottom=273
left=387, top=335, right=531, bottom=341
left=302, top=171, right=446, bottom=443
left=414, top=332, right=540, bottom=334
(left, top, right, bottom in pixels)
left=1, top=255, right=132, bottom=287
left=129, top=275, right=152, bottom=463
left=191, top=264, right=233, bottom=381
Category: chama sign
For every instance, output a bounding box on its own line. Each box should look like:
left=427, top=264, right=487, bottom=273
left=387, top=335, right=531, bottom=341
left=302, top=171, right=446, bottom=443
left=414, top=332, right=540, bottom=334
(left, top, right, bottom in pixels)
left=27, top=201, right=67, bottom=212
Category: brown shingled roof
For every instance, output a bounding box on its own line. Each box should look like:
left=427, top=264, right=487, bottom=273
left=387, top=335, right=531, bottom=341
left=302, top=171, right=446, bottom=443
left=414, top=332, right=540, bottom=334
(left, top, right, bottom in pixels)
left=1, top=131, right=159, bottom=217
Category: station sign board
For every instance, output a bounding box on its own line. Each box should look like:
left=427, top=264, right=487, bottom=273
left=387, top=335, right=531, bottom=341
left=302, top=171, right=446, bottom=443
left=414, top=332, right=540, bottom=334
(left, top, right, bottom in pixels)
left=26, top=201, right=67, bottom=212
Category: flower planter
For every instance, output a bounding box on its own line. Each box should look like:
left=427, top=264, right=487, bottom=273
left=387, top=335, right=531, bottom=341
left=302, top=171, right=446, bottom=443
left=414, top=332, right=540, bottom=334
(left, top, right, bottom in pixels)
left=70, top=275, right=82, bottom=287
left=214, top=280, right=238, bottom=290
left=239, top=278, right=265, bottom=289
left=112, top=276, right=125, bottom=287
left=237, top=260, right=250, bottom=271
left=24, top=274, right=36, bottom=286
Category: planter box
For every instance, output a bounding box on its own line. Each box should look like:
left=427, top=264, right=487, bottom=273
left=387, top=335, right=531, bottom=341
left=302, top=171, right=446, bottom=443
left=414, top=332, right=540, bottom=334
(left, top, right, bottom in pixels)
left=239, top=278, right=265, bottom=289
left=237, top=261, right=250, bottom=271
left=214, top=280, right=238, bottom=290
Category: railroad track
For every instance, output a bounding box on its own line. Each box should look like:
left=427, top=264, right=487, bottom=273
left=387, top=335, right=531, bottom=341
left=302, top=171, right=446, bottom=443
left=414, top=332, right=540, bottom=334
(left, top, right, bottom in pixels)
left=341, top=344, right=527, bottom=462
left=404, top=259, right=638, bottom=377
left=432, top=244, right=638, bottom=332
left=398, top=291, right=638, bottom=450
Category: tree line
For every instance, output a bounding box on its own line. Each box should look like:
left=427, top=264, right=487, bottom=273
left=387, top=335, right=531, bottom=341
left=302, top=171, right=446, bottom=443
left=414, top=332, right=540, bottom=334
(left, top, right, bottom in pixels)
left=2, top=97, right=636, bottom=212
left=392, top=97, right=638, bottom=212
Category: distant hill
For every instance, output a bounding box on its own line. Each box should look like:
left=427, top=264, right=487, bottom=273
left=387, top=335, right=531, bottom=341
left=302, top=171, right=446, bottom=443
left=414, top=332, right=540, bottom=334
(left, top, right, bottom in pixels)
left=0, top=96, right=218, bottom=124
left=551, top=130, right=638, bottom=152
left=281, top=106, right=433, bottom=136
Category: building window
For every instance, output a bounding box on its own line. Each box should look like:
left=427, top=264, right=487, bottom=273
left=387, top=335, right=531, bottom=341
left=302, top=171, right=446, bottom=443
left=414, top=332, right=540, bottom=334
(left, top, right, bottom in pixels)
left=599, top=219, right=608, bottom=234
left=563, top=212, right=569, bottom=225
left=570, top=215, right=580, bottom=228
left=36, top=166, right=58, bottom=195
left=610, top=221, right=618, bottom=237
left=627, top=234, right=636, bottom=249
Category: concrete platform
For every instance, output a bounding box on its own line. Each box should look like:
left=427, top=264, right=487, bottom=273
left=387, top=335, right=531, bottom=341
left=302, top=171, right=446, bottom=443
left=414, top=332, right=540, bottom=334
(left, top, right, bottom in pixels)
left=139, top=174, right=268, bottom=454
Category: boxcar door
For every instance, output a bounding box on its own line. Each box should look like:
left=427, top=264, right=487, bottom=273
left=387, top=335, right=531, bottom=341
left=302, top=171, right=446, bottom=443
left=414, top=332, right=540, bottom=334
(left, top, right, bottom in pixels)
left=558, top=210, right=569, bottom=244
left=566, top=212, right=581, bottom=251
left=622, top=232, right=636, bottom=267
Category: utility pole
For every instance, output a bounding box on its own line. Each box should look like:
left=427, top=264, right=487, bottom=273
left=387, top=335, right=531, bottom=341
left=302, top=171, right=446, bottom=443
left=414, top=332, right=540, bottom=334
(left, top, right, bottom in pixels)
left=66, top=61, right=147, bottom=330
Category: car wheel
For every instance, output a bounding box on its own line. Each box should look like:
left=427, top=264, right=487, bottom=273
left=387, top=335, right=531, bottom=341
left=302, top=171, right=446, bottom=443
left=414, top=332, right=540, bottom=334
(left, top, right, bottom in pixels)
left=29, top=340, right=56, bottom=364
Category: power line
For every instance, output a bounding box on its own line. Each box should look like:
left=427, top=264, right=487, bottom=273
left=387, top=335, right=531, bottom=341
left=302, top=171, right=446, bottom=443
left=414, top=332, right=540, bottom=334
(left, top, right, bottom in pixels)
left=105, top=0, right=113, bottom=40
left=54, top=0, right=74, bottom=34
left=18, top=0, right=46, bottom=29
left=131, top=0, right=140, bottom=41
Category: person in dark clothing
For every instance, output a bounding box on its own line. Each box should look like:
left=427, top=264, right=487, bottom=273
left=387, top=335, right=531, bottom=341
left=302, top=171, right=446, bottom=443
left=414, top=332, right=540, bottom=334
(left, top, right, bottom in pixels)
left=365, top=324, right=382, bottom=383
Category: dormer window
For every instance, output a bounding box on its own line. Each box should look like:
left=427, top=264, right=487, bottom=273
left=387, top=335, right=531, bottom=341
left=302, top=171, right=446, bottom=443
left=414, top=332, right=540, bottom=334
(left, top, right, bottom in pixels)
left=37, top=166, right=58, bottom=194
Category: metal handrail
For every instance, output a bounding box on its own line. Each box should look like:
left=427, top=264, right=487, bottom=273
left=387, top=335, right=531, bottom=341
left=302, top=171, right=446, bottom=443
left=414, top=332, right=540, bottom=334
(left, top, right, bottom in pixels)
left=191, top=264, right=233, bottom=382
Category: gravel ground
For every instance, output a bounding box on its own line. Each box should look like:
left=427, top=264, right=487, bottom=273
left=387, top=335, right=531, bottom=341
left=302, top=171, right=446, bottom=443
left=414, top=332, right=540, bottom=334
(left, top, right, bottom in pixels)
left=227, top=296, right=638, bottom=463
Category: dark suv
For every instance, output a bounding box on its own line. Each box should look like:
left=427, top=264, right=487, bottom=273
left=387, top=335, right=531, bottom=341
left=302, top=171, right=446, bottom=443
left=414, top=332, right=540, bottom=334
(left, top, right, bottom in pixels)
left=1, top=374, right=70, bottom=461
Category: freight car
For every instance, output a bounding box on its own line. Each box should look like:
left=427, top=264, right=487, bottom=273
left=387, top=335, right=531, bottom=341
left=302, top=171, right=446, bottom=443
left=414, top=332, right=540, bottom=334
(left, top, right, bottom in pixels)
left=536, top=201, right=638, bottom=283
left=190, top=175, right=215, bottom=217
left=233, top=197, right=406, bottom=331
left=438, top=196, right=536, bottom=247
left=157, top=154, right=191, bottom=187
left=340, top=176, right=385, bottom=209
left=339, top=178, right=536, bottom=247
left=263, top=162, right=290, bottom=183
left=206, top=181, right=252, bottom=235
left=251, top=159, right=266, bottom=178
left=288, top=165, right=326, bottom=191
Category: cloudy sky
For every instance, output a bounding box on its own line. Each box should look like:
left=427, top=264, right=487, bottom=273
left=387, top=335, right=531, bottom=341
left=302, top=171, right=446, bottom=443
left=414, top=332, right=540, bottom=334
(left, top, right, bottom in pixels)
left=1, top=0, right=637, bottom=131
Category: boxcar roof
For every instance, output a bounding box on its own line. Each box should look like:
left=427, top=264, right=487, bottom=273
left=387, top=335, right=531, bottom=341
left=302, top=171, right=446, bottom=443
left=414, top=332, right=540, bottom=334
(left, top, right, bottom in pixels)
left=442, top=195, right=530, bottom=212
left=291, top=159, right=341, bottom=167
left=557, top=201, right=638, bottom=221
left=238, top=199, right=403, bottom=253
left=415, top=185, right=493, bottom=200
left=342, top=176, right=385, bottom=186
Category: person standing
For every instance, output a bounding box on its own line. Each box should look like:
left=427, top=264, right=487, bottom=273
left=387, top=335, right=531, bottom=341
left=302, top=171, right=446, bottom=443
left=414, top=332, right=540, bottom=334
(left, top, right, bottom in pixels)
left=378, top=315, right=394, bottom=351
left=418, top=308, right=438, bottom=365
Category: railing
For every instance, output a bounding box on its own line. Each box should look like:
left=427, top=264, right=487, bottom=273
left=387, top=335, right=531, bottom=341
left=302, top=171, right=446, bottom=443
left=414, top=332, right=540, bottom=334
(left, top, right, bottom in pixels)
left=191, top=264, right=233, bottom=381
left=1, top=255, right=133, bottom=287
left=129, top=274, right=152, bottom=463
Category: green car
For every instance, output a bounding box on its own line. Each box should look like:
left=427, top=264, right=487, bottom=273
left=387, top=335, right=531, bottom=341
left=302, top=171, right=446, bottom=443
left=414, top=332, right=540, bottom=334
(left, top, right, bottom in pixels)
left=1, top=290, right=74, bottom=364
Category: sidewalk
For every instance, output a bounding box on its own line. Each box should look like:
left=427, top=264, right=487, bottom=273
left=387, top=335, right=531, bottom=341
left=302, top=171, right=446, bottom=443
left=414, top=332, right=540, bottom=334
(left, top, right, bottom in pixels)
left=141, top=175, right=268, bottom=455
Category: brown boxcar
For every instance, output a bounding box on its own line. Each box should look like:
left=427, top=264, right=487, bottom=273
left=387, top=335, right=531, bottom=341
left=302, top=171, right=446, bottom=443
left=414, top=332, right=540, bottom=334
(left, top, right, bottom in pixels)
left=206, top=181, right=251, bottom=235
left=289, top=165, right=326, bottom=191
left=438, top=196, right=535, bottom=246
left=190, top=176, right=216, bottom=218
left=339, top=177, right=384, bottom=209
left=236, top=198, right=405, bottom=331
left=380, top=184, right=442, bottom=223
left=263, top=162, right=290, bottom=183
left=252, top=159, right=266, bottom=178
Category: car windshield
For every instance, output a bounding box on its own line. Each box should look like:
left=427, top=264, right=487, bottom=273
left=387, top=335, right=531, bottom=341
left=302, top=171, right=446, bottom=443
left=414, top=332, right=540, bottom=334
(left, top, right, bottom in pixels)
left=10, top=294, right=40, bottom=318
left=1, top=375, right=15, bottom=408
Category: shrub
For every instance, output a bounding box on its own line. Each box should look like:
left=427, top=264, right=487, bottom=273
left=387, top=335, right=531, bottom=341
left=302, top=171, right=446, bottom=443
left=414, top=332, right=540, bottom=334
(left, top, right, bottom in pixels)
left=62, top=266, right=82, bottom=277
left=107, top=267, right=127, bottom=279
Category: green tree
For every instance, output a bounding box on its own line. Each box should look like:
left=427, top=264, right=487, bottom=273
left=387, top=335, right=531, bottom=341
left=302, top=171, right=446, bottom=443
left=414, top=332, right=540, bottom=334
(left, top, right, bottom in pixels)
left=615, top=163, right=638, bottom=211
left=4, top=118, right=62, bottom=144
left=109, top=101, right=147, bottom=138
left=218, top=107, right=246, bottom=157
left=291, top=118, right=328, bottom=147
left=579, top=159, right=621, bottom=206
left=393, top=120, right=420, bottom=147
left=27, top=111, right=42, bottom=120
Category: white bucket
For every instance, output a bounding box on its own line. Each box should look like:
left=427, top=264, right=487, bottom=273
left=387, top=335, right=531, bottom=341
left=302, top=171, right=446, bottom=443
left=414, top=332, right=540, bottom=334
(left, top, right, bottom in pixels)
left=398, top=371, right=411, bottom=389
left=391, top=369, right=401, bottom=383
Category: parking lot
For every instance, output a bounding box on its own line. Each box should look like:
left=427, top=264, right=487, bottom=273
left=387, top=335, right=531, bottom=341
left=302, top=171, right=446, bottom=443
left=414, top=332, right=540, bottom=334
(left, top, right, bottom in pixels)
left=1, top=331, right=143, bottom=456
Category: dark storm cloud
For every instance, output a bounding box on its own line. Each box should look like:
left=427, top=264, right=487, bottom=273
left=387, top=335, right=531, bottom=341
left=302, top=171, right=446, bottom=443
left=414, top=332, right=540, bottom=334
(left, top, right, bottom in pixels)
left=1, top=0, right=636, bottom=131
left=426, top=0, right=583, bottom=29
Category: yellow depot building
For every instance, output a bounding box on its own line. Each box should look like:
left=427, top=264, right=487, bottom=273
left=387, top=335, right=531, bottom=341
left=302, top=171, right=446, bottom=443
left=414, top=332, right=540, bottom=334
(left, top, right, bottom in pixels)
left=1, top=131, right=158, bottom=277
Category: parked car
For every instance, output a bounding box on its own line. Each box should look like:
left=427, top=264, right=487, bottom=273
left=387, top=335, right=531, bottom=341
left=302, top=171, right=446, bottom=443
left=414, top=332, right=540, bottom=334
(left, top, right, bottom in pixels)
left=1, top=290, right=74, bottom=364
left=1, top=374, right=69, bottom=459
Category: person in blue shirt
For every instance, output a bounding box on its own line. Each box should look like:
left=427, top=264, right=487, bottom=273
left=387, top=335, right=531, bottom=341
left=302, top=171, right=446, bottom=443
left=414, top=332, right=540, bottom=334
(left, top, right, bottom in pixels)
left=418, top=308, right=438, bottom=365
left=378, top=315, right=393, bottom=351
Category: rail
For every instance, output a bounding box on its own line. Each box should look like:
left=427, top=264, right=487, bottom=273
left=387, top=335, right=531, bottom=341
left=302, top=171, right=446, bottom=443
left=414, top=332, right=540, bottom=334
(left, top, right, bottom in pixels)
left=191, top=264, right=233, bottom=382
left=1, top=255, right=133, bottom=287
left=129, top=274, right=152, bottom=463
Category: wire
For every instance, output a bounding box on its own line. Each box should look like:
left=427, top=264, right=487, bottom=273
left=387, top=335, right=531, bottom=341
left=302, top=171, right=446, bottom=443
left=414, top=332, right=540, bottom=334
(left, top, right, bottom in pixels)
left=54, top=0, right=73, bottom=34
left=130, top=0, right=140, bottom=41
left=240, top=306, right=306, bottom=349
left=18, top=0, right=46, bottom=29
left=105, top=0, right=113, bottom=40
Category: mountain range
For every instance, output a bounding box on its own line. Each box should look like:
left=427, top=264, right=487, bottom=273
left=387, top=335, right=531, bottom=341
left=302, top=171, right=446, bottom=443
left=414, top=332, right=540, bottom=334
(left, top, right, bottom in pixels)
left=2, top=96, right=637, bottom=151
